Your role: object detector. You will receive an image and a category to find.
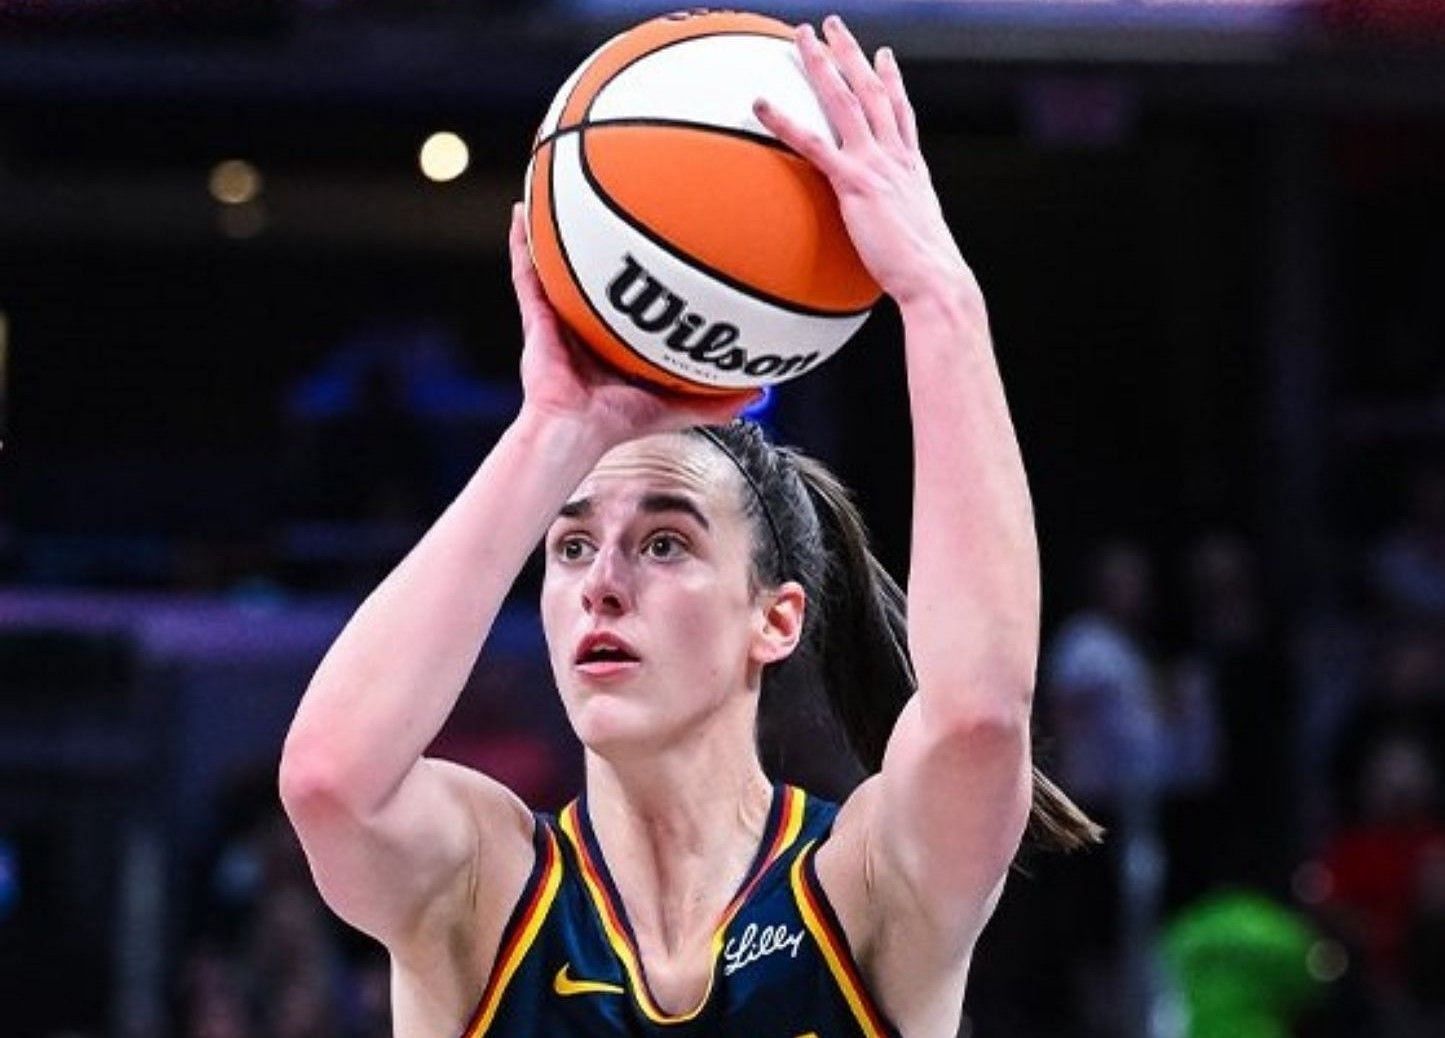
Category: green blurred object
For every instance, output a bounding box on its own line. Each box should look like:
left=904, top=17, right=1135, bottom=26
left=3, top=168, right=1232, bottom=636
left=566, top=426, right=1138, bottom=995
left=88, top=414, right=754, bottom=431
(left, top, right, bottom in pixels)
left=1163, top=891, right=1324, bottom=1038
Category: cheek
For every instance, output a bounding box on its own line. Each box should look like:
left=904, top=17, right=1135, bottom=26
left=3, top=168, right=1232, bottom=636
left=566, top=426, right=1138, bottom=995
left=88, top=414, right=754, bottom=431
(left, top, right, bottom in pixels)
left=538, top=576, right=573, bottom=660
left=664, top=585, right=755, bottom=662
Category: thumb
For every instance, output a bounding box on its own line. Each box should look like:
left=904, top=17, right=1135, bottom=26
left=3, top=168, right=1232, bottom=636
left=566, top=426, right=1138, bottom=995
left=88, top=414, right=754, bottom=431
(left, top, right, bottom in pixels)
left=508, top=203, right=550, bottom=320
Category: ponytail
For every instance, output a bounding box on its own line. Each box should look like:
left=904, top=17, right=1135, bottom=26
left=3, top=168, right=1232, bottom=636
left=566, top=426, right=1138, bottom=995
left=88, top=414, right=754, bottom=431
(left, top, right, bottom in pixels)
left=690, top=421, right=1102, bottom=853
left=784, top=452, right=911, bottom=774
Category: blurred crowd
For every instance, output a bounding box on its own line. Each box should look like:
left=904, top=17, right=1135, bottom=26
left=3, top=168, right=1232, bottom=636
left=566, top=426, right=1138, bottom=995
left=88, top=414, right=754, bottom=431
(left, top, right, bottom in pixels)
left=177, top=771, right=389, bottom=1038
left=1025, top=468, right=1445, bottom=1038
left=1300, top=464, right=1445, bottom=1038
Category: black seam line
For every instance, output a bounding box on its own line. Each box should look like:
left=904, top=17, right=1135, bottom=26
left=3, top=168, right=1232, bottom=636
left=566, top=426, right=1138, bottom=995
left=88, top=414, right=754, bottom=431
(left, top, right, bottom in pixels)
left=531, top=117, right=793, bottom=162
left=546, top=135, right=684, bottom=383
left=584, top=28, right=793, bottom=124
left=574, top=129, right=874, bottom=321
left=545, top=27, right=789, bottom=148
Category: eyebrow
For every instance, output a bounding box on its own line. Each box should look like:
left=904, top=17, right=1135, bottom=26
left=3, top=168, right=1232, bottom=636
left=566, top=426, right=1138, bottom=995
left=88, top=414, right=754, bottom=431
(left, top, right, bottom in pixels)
left=557, top=492, right=711, bottom=530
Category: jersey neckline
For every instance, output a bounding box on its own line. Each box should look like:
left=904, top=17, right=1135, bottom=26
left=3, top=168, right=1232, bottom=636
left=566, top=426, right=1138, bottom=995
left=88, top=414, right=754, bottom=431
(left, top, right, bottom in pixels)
left=557, top=782, right=808, bottom=1025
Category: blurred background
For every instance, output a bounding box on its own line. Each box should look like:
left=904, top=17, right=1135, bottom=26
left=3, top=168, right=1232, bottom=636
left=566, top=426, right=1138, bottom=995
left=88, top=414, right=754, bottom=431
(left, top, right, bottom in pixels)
left=1, top=1, right=1443, bottom=1036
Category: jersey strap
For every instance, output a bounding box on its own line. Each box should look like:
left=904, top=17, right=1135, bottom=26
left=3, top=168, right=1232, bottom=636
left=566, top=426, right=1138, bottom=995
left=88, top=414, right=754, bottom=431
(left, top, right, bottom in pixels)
left=462, top=820, right=564, bottom=1038
left=789, top=839, right=897, bottom=1038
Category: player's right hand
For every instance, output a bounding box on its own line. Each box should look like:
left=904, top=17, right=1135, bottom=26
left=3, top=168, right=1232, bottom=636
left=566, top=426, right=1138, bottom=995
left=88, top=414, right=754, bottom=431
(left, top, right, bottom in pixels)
left=507, top=203, right=756, bottom=447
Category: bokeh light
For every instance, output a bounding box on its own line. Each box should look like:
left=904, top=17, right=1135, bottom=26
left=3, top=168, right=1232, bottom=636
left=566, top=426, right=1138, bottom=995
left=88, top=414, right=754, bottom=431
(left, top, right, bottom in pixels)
left=208, top=159, right=263, bottom=205
left=419, top=132, right=470, bottom=182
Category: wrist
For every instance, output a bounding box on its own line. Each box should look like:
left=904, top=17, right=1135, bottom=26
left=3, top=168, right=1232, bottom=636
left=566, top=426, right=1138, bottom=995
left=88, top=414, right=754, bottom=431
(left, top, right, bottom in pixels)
left=510, top=404, right=619, bottom=469
left=899, top=280, right=990, bottom=357
left=897, top=266, right=988, bottom=331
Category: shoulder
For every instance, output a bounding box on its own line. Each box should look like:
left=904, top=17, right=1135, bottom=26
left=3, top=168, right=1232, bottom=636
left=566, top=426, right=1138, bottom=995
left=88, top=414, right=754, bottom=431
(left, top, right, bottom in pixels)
left=802, top=780, right=984, bottom=1036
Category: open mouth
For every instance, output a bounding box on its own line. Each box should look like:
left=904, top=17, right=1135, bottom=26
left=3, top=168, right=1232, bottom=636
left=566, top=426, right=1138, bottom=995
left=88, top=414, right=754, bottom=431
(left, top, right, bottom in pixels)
left=579, top=646, right=639, bottom=664
left=574, top=634, right=641, bottom=676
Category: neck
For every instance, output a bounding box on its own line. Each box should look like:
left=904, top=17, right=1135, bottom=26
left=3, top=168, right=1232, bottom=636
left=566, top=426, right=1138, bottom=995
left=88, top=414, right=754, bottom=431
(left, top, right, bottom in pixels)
left=583, top=736, right=773, bottom=954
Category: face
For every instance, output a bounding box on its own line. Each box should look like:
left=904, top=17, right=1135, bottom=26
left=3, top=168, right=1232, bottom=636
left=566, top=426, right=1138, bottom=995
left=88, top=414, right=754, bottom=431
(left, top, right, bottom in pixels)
left=540, top=433, right=801, bottom=758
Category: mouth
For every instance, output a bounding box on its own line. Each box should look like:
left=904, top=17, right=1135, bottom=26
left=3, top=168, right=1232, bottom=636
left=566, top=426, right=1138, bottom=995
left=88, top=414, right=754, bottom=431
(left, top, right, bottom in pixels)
left=573, top=633, right=642, bottom=680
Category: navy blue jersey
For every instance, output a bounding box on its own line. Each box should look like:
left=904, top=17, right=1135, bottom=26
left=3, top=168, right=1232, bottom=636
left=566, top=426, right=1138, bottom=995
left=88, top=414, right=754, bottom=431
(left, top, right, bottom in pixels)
left=461, top=784, right=902, bottom=1038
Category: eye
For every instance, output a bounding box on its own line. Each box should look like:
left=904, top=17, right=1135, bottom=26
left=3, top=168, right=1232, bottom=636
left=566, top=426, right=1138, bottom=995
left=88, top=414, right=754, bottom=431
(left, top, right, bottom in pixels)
left=642, top=532, right=687, bottom=560
left=555, top=535, right=594, bottom=563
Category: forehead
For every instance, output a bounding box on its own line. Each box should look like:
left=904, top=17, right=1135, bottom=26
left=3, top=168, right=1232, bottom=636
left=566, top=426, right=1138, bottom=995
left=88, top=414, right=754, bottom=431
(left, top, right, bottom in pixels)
left=567, top=433, right=743, bottom=518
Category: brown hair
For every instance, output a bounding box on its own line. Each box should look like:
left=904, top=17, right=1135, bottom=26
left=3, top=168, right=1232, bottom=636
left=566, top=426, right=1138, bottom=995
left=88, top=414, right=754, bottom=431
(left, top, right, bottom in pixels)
left=689, top=420, right=1102, bottom=853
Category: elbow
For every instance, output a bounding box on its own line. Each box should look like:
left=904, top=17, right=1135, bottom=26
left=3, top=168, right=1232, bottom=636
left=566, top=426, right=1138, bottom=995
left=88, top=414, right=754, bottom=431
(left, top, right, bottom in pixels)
left=923, top=680, right=1034, bottom=746
left=919, top=649, right=1036, bottom=723
left=278, top=733, right=352, bottom=824
left=279, top=721, right=405, bottom=829
left=951, top=704, right=1031, bottom=747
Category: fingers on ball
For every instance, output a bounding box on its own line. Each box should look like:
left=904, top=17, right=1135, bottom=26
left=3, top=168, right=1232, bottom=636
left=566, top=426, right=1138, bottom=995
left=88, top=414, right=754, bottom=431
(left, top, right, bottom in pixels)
left=822, top=17, right=899, bottom=146
left=875, top=48, right=918, bottom=151
left=796, top=24, right=869, bottom=146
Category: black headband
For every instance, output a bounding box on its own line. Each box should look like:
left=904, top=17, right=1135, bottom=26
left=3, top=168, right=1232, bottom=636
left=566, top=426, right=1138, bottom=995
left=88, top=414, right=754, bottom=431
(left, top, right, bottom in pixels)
left=693, top=426, right=787, bottom=576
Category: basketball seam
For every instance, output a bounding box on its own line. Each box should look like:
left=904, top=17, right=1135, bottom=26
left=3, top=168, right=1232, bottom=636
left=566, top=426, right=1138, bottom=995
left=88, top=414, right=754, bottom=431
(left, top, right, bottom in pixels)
left=541, top=27, right=803, bottom=159
left=553, top=29, right=789, bottom=143
left=531, top=118, right=792, bottom=162
left=543, top=138, right=730, bottom=393
left=584, top=29, right=792, bottom=124
left=576, top=128, right=873, bottom=320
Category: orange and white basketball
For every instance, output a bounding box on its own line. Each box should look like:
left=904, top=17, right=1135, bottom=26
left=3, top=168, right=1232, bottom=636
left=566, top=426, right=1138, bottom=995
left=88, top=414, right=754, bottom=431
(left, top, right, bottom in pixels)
left=524, top=9, right=880, bottom=396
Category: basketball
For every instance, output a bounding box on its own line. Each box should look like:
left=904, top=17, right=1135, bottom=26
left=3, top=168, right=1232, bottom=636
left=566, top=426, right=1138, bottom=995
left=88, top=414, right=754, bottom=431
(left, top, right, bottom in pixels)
left=524, top=9, right=881, bottom=396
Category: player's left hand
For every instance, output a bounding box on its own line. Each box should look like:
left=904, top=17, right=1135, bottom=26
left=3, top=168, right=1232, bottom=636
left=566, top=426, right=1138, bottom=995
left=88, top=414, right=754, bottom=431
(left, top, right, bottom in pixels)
left=753, top=16, right=973, bottom=309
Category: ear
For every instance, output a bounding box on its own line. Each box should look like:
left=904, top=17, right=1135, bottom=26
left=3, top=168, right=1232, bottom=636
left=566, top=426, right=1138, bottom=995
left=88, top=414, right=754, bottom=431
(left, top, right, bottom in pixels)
left=751, top=580, right=806, bottom=666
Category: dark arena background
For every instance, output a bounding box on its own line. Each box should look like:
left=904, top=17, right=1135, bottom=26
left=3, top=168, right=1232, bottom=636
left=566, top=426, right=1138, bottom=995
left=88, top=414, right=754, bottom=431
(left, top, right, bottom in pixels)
left=2, top=1, right=1444, bottom=1036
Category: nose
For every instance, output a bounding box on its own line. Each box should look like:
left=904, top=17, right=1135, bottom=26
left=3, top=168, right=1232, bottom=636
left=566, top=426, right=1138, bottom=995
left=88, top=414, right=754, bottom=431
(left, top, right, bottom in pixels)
left=581, top=544, right=633, bottom=616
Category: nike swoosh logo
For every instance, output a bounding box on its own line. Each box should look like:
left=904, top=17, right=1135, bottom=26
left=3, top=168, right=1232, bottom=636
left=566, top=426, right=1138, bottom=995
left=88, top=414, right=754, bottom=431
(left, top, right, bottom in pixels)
left=553, top=963, right=625, bottom=998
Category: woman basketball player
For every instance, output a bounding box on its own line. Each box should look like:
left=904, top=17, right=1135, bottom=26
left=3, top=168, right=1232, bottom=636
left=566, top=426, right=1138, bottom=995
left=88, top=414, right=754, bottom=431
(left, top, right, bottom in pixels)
left=281, top=16, right=1098, bottom=1038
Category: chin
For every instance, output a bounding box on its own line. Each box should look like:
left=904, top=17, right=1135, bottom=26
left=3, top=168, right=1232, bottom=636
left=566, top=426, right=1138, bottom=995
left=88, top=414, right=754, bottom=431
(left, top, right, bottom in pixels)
left=567, top=692, right=659, bottom=753
left=566, top=692, right=698, bottom=762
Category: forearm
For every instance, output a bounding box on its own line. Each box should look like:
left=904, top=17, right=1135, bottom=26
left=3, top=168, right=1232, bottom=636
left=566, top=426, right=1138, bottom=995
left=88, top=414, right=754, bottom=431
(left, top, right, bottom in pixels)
left=283, top=406, right=609, bottom=809
left=901, top=275, right=1040, bottom=721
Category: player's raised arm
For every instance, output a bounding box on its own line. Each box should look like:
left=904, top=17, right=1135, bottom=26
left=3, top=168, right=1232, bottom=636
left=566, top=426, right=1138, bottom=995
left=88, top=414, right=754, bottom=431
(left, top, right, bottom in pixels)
left=755, top=15, right=1082, bottom=994
left=278, top=207, right=750, bottom=950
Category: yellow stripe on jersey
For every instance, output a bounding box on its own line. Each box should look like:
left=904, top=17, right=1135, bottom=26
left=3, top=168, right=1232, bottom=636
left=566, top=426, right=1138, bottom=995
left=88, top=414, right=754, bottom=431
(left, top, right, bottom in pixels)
left=559, top=786, right=808, bottom=1026
left=723, top=784, right=807, bottom=920
left=789, top=841, right=890, bottom=1038
left=466, top=827, right=564, bottom=1038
